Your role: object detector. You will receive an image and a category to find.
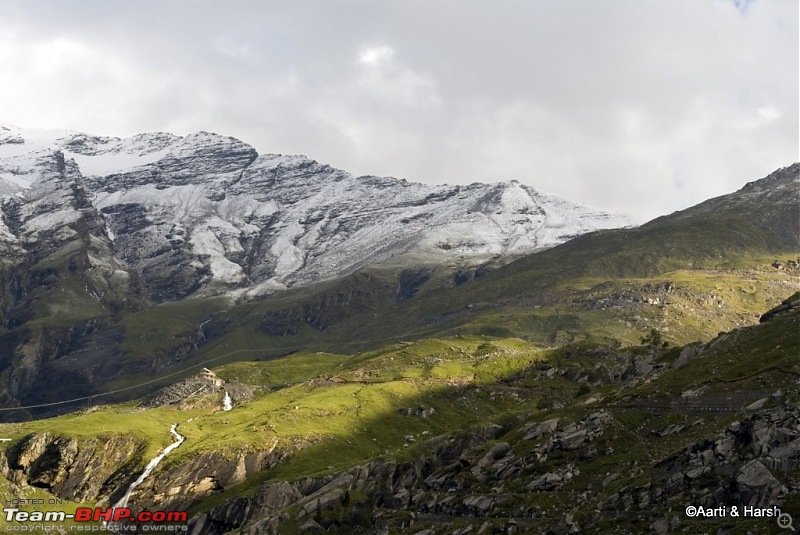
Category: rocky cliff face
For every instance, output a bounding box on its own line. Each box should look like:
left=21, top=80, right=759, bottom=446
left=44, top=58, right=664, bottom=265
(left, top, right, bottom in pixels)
left=0, top=432, right=146, bottom=503
left=0, top=428, right=294, bottom=516
left=0, top=149, right=135, bottom=314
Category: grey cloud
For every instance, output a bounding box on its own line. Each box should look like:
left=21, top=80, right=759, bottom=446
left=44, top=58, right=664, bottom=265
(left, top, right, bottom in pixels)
left=0, top=0, right=796, bottom=222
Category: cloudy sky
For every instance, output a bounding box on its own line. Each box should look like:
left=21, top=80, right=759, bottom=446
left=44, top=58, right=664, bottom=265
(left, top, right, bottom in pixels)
left=1, top=0, right=797, bottom=222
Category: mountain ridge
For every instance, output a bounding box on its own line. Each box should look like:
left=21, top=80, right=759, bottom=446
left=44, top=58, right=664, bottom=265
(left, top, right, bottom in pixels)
left=0, top=124, right=630, bottom=302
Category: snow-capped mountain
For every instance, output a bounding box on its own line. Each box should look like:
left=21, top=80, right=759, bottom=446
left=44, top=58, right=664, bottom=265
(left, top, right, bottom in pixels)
left=0, top=124, right=629, bottom=301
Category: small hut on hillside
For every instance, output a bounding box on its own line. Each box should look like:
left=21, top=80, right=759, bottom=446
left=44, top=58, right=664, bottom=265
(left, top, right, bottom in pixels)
left=199, top=368, right=224, bottom=388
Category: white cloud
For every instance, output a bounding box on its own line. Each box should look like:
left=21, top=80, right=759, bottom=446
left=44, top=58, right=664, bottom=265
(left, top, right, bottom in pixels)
left=755, top=105, right=781, bottom=123
left=354, top=44, right=440, bottom=109
left=358, top=45, right=394, bottom=66
left=0, top=35, right=153, bottom=132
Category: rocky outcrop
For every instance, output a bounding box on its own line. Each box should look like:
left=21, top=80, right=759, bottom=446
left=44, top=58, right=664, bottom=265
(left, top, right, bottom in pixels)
left=760, top=291, right=800, bottom=323
left=512, top=346, right=666, bottom=391
left=129, top=447, right=288, bottom=512
left=182, top=412, right=613, bottom=534
left=185, top=425, right=503, bottom=535
left=138, top=369, right=254, bottom=409
left=179, top=395, right=798, bottom=535
left=1, top=432, right=146, bottom=502
left=0, top=428, right=295, bottom=519
left=594, top=403, right=798, bottom=526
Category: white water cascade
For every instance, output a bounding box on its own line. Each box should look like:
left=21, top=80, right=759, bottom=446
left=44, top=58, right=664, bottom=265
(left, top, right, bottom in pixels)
left=113, top=423, right=185, bottom=509
left=223, top=391, right=233, bottom=411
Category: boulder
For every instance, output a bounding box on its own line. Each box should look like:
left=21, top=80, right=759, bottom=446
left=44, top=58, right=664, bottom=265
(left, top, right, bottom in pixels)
left=253, top=481, right=303, bottom=511
left=298, top=520, right=324, bottom=533
left=521, top=418, right=559, bottom=440
left=462, top=495, right=494, bottom=516
left=650, top=516, right=669, bottom=535
left=297, top=488, right=346, bottom=519
left=768, top=438, right=800, bottom=460
left=744, top=398, right=769, bottom=411
left=735, top=460, right=783, bottom=507
left=558, top=429, right=587, bottom=451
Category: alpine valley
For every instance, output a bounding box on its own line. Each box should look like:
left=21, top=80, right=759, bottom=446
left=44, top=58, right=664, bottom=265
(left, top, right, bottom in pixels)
left=0, top=124, right=798, bottom=534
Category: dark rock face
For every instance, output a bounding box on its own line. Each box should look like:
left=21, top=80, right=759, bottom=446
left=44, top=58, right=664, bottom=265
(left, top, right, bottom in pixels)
left=760, top=291, right=800, bottom=323
left=259, top=272, right=396, bottom=336
left=597, top=403, right=799, bottom=526
left=0, top=149, right=149, bottom=419
left=89, top=132, right=257, bottom=190
left=396, top=268, right=432, bottom=301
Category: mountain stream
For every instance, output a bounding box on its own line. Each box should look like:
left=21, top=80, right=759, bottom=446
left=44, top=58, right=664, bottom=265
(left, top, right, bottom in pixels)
left=112, top=423, right=185, bottom=510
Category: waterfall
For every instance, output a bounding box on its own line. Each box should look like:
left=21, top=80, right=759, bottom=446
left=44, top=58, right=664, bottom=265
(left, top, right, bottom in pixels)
left=223, top=391, right=233, bottom=411
left=113, top=423, right=185, bottom=509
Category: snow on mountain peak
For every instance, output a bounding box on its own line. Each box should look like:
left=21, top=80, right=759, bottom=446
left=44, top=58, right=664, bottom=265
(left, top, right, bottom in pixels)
left=0, top=126, right=631, bottom=300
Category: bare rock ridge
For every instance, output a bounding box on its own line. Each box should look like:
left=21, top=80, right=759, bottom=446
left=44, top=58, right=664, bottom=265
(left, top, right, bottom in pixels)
left=0, top=125, right=630, bottom=302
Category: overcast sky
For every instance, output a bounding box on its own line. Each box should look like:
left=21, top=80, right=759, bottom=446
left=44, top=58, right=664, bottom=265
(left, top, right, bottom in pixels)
left=1, top=0, right=797, bottom=222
